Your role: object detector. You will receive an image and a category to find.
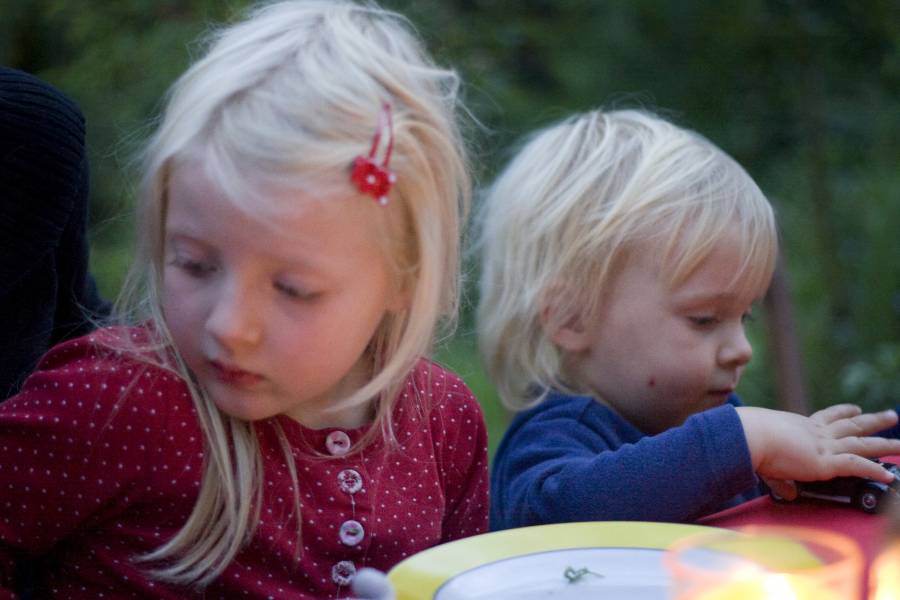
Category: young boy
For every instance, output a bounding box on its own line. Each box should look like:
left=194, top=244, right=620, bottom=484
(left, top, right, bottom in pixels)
left=477, top=109, right=900, bottom=529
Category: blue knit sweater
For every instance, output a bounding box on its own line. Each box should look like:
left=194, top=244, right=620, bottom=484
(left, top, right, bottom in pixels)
left=490, top=392, right=764, bottom=530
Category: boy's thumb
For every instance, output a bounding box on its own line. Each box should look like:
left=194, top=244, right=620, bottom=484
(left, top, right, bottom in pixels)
left=765, top=478, right=798, bottom=501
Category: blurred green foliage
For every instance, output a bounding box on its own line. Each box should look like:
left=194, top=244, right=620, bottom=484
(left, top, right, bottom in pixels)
left=3, top=0, right=899, bottom=449
left=842, top=342, right=900, bottom=412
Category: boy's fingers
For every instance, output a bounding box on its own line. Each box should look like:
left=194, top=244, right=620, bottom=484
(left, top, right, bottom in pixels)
left=837, top=435, right=900, bottom=457
left=820, top=453, right=897, bottom=483
left=810, top=403, right=862, bottom=425
left=828, top=410, right=899, bottom=437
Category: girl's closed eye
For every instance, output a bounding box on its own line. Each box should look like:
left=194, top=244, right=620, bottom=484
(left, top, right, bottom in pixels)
left=274, top=280, right=318, bottom=301
left=170, top=255, right=217, bottom=278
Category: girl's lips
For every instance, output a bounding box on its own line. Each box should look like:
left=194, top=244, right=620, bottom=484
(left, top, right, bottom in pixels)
left=210, top=361, right=263, bottom=387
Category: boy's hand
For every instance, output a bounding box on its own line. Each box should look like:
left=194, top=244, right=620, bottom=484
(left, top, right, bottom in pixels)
left=737, top=404, right=900, bottom=485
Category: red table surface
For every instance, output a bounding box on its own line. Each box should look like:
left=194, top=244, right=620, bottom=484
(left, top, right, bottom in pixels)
left=698, top=455, right=900, bottom=599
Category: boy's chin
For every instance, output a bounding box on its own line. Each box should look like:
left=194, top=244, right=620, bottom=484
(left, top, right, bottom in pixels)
left=704, top=391, right=733, bottom=406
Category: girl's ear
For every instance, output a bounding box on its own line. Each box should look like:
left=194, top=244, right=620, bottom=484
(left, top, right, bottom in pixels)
left=539, top=285, right=591, bottom=353
left=386, top=271, right=414, bottom=313
left=387, top=286, right=411, bottom=313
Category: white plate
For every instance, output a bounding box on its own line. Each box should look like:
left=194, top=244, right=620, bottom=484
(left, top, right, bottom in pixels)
left=388, top=521, right=724, bottom=600
left=435, top=546, right=671, bottom=600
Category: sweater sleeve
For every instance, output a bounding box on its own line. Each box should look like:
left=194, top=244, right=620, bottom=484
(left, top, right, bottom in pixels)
left=431, top=370, right=490, bottom=543
left=491, top=400, right=758, bottom=530
left=0, top=334, right=177, bottom=596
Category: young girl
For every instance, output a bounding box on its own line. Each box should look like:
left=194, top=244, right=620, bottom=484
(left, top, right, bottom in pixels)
left=478, top=109, right=900, bottom=530
left=0, top=1, right=488, bottom=597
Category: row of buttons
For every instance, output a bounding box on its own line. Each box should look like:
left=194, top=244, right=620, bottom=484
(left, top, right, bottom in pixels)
left=326, top=431, right=365, bottom=587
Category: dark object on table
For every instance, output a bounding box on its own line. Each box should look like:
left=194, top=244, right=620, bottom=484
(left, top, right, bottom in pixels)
left=771, top=460, right=900, bottom=514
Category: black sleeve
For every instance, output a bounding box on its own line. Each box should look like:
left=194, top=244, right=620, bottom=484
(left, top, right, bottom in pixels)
left=0, top=67, right=108, bottom=399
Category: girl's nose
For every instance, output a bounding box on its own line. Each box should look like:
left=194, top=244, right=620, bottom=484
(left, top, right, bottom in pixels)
left=718, top=323, right=753, bottom=367
left=205, top=284, right=263, bottom=349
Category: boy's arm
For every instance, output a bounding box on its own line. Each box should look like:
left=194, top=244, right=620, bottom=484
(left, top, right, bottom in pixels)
left=491, top=400, right=757, bottom=529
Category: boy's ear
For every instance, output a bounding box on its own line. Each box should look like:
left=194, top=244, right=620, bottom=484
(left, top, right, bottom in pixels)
left=540, top=286, right=591, bottom=353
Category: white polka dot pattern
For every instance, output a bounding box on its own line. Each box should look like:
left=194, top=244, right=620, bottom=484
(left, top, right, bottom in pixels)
left=0, top=326, right=489, bottom=598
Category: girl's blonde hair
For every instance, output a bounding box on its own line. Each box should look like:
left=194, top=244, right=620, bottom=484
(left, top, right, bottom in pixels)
left=112, top=0, right=469, bottom=586
left=477, top=109, right=777, bottom=411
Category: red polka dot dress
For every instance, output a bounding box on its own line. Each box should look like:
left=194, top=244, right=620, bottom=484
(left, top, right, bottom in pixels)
left=0, top=327, right=489, bottom=599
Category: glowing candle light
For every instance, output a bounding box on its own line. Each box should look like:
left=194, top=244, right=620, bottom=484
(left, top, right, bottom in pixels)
left=869, top=543, right=900, bottom=600
left=664, top=526, right=863, bottom=600
left=870, top=498, right=900, bottom=600
left=693, top=574, right=842, bottom=599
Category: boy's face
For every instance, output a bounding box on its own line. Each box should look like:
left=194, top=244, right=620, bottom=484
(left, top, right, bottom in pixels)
left=160, top=161, right=404, bottom=429
left=565, top=240, right=766, bottom=434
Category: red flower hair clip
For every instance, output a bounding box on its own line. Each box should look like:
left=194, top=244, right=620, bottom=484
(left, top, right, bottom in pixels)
left=350, top=102, right=396, bottom=206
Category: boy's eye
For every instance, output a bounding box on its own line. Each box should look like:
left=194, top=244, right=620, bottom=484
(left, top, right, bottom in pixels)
left=741, top=311, right=755, bottom=324
left=688, top=315, right=718, bottom=327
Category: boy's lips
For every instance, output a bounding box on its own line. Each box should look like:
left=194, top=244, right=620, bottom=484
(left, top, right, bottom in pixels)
left=209, top=360, right=263, bottom=386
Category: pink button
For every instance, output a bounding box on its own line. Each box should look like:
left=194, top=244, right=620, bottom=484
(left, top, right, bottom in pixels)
left=337, top=469, right=363, bottom=494
left=339, top=519, right=365, bottom=546
left=331, top=560, right=356, bottom=586
left=325, top=430, right=351, bottom=456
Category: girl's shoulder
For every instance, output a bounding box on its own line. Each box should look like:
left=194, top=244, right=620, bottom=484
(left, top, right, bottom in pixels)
left=402, top=358, right=485, bottom=442
left=5, top=325, right=195, bottom=430
left=401, top=360, right=488, bottom=514
left=407, top=358, right=481, bottom=414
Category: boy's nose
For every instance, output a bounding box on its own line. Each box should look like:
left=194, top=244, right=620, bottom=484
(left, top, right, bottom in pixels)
left=718, top=324, right=753, bottom=367
left=205, top=286, right=263, bottom=348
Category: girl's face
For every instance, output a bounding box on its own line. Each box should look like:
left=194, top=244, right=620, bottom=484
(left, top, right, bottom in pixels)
left=564, top=239, right=766, bottom=434
left=161, top=162, right=404, bottom=429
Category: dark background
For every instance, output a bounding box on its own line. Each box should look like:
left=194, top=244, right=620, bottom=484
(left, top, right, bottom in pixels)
left=3, top=0, right=899, bottom=455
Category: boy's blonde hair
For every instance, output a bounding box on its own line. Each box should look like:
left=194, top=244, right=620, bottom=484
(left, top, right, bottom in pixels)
left=477, top=109, right=777, bottom=411
left=113, top=0, right=469, bottom=586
